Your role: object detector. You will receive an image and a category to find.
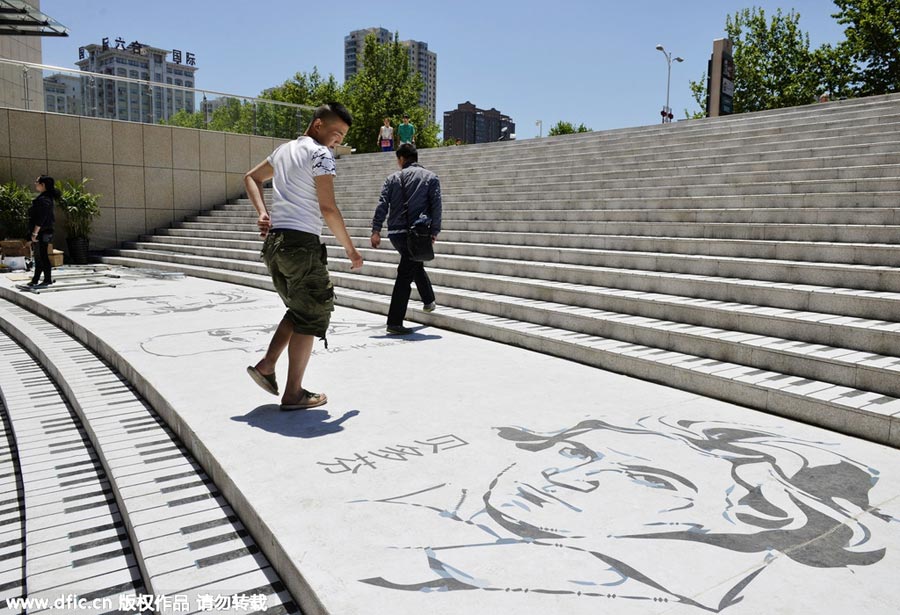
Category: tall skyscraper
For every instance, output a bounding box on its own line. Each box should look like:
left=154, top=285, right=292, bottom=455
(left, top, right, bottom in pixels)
left=344, top=27, right=438, bottom=123
left=75, top=38, right=198, bottom=123
left=402, top=40, right=437, bottom=123
left=444, top=102, right=515, bottom=144
left=344, top=27, right=391, bottom=81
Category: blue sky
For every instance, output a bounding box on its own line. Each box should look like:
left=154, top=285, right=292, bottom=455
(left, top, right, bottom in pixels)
left=40, top=0, right=849, bottom=139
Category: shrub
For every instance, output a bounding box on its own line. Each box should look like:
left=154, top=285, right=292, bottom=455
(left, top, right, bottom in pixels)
left=59, top=178, right=101, bottom=239
left=0, top=180, right=32, bottom=240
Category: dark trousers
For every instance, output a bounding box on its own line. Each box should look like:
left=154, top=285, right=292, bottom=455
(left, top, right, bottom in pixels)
left=387, top=235, right=435, bottom=326
left=31, top=235, right=52, bottom=284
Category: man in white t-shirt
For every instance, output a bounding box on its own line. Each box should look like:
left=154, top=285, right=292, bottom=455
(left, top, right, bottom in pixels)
left=243, top=102, right=363, bottom=410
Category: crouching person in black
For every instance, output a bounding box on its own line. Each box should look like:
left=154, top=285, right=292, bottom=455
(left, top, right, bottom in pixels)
left=28, top=175, right=59, bottom=287
left=370, top=144, right=443, bottom=335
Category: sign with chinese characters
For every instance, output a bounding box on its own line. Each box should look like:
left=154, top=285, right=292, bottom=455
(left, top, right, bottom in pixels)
left=94, top=36, right=196, bottom=65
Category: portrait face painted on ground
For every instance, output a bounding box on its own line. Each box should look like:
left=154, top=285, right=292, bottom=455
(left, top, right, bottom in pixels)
left=69, top=290, right=256, bottom=317
left=357, top=417, right=895, bottom=612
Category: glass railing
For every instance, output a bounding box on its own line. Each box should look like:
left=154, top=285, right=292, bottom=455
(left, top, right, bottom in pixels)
left=0, top=57, right=316, bottom=139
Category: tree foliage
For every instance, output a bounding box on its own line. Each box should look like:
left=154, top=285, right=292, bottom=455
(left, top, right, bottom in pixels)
left=260, top=67, right=343, bottom=132
left=686, top=1, right=900, bottom=117
left=160, top=38, right=442, bottom=149
left=725, top=8, right=819, bottom=113
left=832, top=0, right=900, bottom=95
left=343, top=33, right=438, bottom=152
left=548, top=121, right=592, bottom=136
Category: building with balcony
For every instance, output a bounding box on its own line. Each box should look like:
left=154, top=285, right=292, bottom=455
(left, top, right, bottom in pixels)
left=75, top=38, right=198, bottom=123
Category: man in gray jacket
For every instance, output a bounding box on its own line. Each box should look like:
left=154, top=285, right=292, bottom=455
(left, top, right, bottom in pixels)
left=371, top=143, right=442, bottom=335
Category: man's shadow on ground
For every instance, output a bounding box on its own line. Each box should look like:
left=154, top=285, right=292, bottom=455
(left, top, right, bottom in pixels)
left=233, top=407, right=360, bottom=438
left=370, top=326, right=442, bottom=342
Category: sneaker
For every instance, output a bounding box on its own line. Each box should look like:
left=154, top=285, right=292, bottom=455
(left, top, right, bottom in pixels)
left=423, top=301, right=436, bottom=313
left=386, top=325, right=414, bottom=335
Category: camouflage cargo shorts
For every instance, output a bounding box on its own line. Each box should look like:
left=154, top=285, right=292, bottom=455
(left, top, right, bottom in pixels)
left=261, top=229, right=334, bottom=338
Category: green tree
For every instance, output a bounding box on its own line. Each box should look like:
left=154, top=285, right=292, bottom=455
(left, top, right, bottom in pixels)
left=811, top=42, right=856, bottom=100
left=686, top=72, right=708, bottom=119
left=259, top=67, right=342, bottom=135
left=548, top=121, right=592, bottom=136
left=343, top=33, right=438, bottom=152
left=160, top=108, right=205, bottom=129
left=832, top=0, right=900, bottom=95
left=688, top=8, right=820, bottom=115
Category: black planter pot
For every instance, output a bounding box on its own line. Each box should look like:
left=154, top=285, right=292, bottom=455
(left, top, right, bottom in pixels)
left=67, top=236, right=89, bottom=265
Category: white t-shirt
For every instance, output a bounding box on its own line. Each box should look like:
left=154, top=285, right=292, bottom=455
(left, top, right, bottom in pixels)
left=379, top=125, right=394, bottom=140
left=267, top=136, right=336, bottom=237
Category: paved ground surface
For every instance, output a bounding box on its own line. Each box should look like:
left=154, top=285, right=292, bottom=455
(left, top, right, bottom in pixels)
left=2, top=267, right=900, bottom=615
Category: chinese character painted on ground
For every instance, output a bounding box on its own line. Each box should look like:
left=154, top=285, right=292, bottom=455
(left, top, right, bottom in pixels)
left=318, top=453, right=377, bottom=474
left=370, top=445, right=424, bottom=461
left=415, top=434, right=469, bottom=453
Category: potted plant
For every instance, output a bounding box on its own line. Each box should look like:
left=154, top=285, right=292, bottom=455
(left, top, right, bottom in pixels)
left=0, top=180, right=32, bottom=265
left=60, top=178, right=101, bottom=264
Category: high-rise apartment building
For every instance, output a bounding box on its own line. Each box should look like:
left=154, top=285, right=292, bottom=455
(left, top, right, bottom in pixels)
left=43, top=73, right=82, bottom=115
left=402, top=40, right=437, bottom=123
left=344, top=27, right=391, bottom=81
left=443, top=102, right=515, bottom=144
left=75, top=38, right=198, bottom=123
left=344, top=27, right=437, bottom=123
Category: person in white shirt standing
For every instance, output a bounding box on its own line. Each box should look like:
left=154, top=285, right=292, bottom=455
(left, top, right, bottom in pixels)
left=378, top=117, right=394, bottom=152
left=244, top=102, right=363, bottom=410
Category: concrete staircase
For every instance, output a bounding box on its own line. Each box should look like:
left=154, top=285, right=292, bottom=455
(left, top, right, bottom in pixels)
left=102, top=94, right=900, bottom=447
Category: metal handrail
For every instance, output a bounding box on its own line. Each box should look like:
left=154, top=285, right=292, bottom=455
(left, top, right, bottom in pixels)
left=0, top=56, right=315, bottom=112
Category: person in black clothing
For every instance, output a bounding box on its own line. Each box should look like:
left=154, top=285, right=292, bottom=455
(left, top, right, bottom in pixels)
left=28, top=175, right=58, bottom=287
left=370, top=144, right=443, bottom=335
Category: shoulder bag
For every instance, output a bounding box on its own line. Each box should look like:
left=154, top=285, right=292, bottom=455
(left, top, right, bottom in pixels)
left=399, top=171, right=434, bottom=262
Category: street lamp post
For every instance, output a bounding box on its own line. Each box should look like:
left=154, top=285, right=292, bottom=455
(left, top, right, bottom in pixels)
left=655, top=44, right=683, bottom=123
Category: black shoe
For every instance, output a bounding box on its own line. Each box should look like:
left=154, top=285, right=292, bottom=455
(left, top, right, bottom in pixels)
left=26, top=280, right=39, bottom=287
left=37, top=280, right=54, bottom=287
left=386, top=325, right=414, bottom=335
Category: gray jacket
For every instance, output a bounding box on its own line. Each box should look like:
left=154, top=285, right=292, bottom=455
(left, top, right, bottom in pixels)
left=372, top=162, right=442, bottom=236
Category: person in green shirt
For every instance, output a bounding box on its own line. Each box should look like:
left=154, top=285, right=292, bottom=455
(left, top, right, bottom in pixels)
left=397, top=114, right=416, bottom=145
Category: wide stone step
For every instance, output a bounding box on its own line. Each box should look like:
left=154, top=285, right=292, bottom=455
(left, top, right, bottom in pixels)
left=217, top=203, right=900, bottom=225
left=328, top=269, right=900, bottom=397
left=115, top=241, right=900, bottom=321
left=343, top=129, right=900, bottom=176
left=139, top=232, right=900, bottom=290
left=332, top=165, right=900, bottom=195
left=335, top=143, right=900, bottom=187
left=95, top=254, right=900, bottom=448
left=331, top=261, right=900, bottom=356
left=193, top=213, right=900, bottom=246
left=234, top=191, right=900, bottom=210
left=347, top=112, right=900, bottom=167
